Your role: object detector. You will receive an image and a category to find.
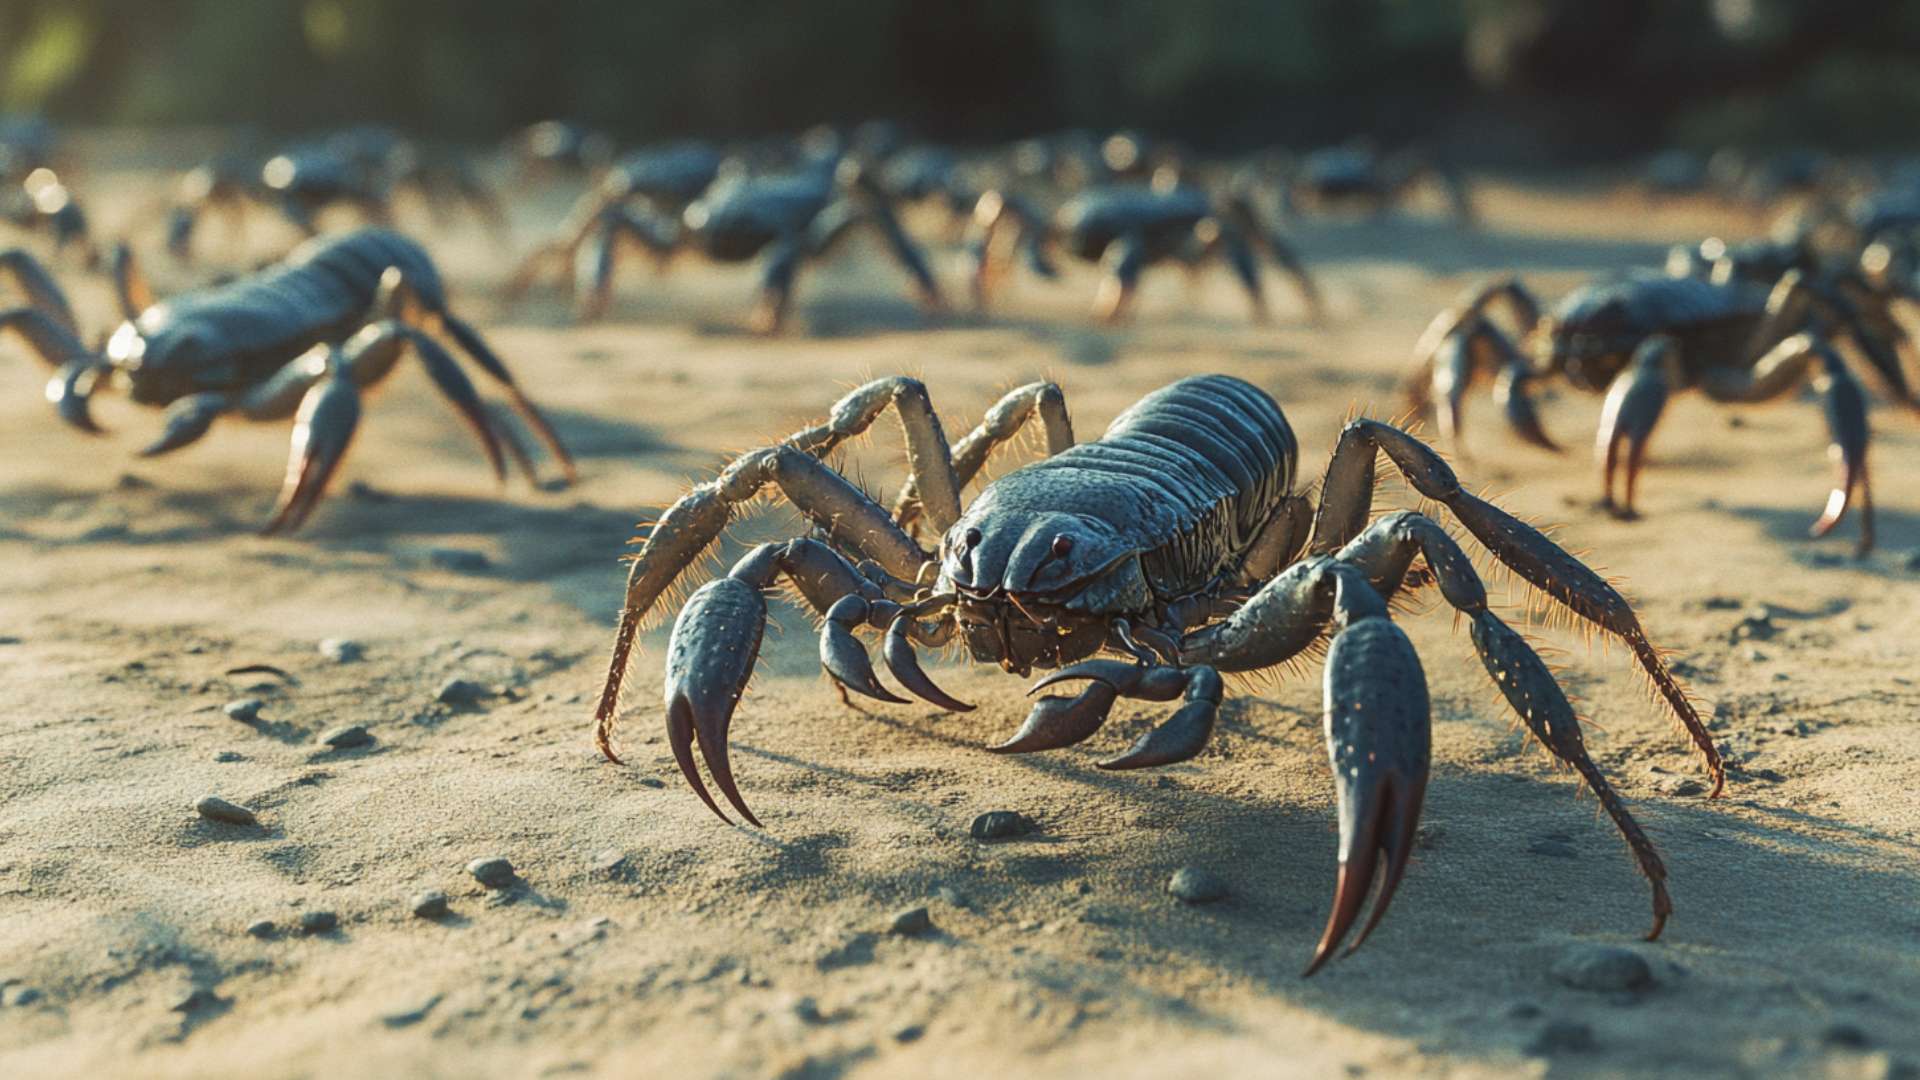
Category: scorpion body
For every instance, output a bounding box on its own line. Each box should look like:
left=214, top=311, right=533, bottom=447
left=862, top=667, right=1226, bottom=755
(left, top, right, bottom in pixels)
left=1, top=228, right=572, bottom=532
left=591, top=374, right=1720, bottom=975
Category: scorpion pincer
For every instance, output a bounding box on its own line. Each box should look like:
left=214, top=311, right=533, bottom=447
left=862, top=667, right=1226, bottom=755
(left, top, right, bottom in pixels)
left=591, top=374, right=1720, bottom=975
left=0, top=227, right=573, bottom=532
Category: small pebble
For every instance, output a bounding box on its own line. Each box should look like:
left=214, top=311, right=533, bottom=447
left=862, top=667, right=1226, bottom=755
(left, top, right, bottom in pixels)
left=194, top=795, right=258, bottom=826
left=428, top=547, right=491, bottom=573
left=467, top=856, right=516, bottom=888
left=1527, top=1019, right=1597, bottom=1055
left=590, top=850, right=630, bottom=878
left=894, top=1023, right=926, bottom=1043
left=213, top=750, right=245, bottom=763
left=1167, top=866, right=1229, bottom=904
left=969, top=810, right=1034, bottom=840
left=224, top=699, right=264, bottom=723
left=1823, top=1023, right=1872, bottom=1048
left=889, top=906, right=933, bottom=936
left=298, top=910, right=338, bottom=935
left=318, top=638, right=365, bottom=663
left=935, top=885, right=970, bottom=910
left=410, top=890, right=450, bottom=919
left=2, top=985, right=43, bottom=1007
left=1551, top=943, right=1654, bottom=992
left=436, top=678, right=490, bottom=706
left=317, top=724, right=373, bottom=749
left=790, top=996, right=823, bottom=1024
left=169, top=986, right=217, bottom=1013
left=245, top=919, right=275, bottom=938
left=1527, top=840, right=1578, bottom=859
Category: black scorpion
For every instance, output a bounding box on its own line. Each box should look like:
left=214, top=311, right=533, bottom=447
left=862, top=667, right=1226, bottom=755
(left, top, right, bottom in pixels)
left=0, top=227, right=573, bottom=532
left=591, top=375, right=1720, bottom=974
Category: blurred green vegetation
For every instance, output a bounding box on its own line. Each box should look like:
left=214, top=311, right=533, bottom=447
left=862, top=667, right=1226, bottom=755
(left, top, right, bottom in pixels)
left=2, top=0, right=1918, bottom=157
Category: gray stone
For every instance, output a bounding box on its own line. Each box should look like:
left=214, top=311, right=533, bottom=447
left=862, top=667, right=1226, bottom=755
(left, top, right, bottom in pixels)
left=1168, top=866, right=1229, bottom=904
left=298, top=910, right=339, bottom=935
left=245, top=919, right=275, bottom=938
left=435, top=678, right=490, bottom=706
left=195, top=795, right=258, bottom=826
left=1551, top=944, right=1654, bottom=992
left=213, top=750, right=245, bottom=763
left=318, top=638, right=365, bottom=663
left=969, top=810, right=1034, bottom=840
left=428, top=548, right=492, bottom=573
left=169, top=986, right=217, bottom=1013
left=224, top=699, right=265, bottom=723
left=894, top=1023, right=926, bottom=1043
left=410, top=890, right=450, bottom=919
left=467, top=856, right=516, bottom=888
left=889, top=906, right=933, bottom=936
left=1527, top=1019, right=1597, bottom=1055
left=2, top=985, right=43, bottom=1007
left=317, top=724, right=373, bottom=749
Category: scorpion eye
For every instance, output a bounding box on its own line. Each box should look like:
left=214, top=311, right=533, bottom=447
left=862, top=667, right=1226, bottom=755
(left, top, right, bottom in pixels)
left=1050, top=535, right=1074, bottom=557
left=963, top=527, right=982, bottom=548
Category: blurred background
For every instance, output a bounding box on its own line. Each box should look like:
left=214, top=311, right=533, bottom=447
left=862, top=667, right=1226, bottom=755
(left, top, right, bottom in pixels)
left=4, top=0, right=1920, bottom=162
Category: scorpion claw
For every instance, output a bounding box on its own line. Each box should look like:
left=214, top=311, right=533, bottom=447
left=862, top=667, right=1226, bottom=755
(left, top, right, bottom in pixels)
left=663, top=577, right=770, bottom=827
left=1024, top=658, right=1142, bottom=696
left=1095, top=697, right=1219, bottom=770
left=262, top=371, right=361, bottom=535
left=991, top=681, right=1118, bottom=753
left=883, top=616, right=973, bottom=712
left=47, top=360, right=105, bottom=435
left=820, top=602, right=909, bottom=705
left=1306, top=619, right=1430, bottom=976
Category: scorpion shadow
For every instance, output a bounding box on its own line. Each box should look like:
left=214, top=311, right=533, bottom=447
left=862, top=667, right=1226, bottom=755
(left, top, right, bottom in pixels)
left=714, top=699, right=1920, bottom=1070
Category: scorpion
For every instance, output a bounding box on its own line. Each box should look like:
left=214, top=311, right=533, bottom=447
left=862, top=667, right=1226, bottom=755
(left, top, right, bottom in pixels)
left=167, top=132, right=501, bottom=262
left=968, top=179, right=1324, bottom=325
left=518, top=149, right=942, bottom=331
left=590, top=374, right=1720, bottom=974
left=1408, top=252, right=1919, bottom=554
left=1271, top=142, right=1474, bottom=224
left=505, top=140, right=727, bottom=315
left=0, top=227, right=573, bottom=532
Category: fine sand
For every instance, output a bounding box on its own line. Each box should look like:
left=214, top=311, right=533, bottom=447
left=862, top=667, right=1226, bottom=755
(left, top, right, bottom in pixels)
left=2, top=158, right=1918, bottom=1079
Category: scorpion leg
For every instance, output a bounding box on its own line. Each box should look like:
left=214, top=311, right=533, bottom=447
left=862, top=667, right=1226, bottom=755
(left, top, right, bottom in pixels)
left=109, top=242, right=158, bottom=320
left=662, top=537, right=930, bottom=825
left=1595, top=336, right=1676, bottom=519
left=1255, top=227, right=1326, bottom=325
left=259, top=323, right=505, bottom=533
left=750, top=237, right=804, bottom=335
left=0, top=248, right=81, bottom=335
left=892, top=380, right=1075, bottom=533
left=965, top=191, right=1057, bottom=309
left=1411, top=311, right=1557, bottom=454
left=1093, top=232, right=1147, bottom=324
left=595, top=376, right=960, bottom=762
left=1307, top=417, right=1722, bottom=796
left=1698, top=333, right=1875, bottom=554
left=576, top=207, right=677, bottom=321
left=1336, top=511, right=1673, bottom=944
left=0, top=292, right=104, bottom=434
left=435, top=309, right=577, bottom=484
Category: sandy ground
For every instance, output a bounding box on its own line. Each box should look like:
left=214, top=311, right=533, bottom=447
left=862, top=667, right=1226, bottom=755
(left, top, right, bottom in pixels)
left=2, top=155, right=1918, bottom=1079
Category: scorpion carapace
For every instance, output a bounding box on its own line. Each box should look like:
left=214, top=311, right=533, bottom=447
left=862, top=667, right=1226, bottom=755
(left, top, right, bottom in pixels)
left=0, top=228, right=574, bottom=532
left=590, top=375, right=1721, bottom=976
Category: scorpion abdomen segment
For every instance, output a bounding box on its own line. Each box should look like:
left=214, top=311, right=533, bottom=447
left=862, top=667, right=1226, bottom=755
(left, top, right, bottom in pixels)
left=1080, top=375, right=1297, bottom=596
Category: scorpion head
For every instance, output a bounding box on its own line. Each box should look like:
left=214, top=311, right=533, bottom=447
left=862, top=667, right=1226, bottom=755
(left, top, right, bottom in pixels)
left=937, top=509, right=1149, bottom=677
left=1539, top=280, right=1651, bottom=392
left=107, top=313, right=240, bottom=405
